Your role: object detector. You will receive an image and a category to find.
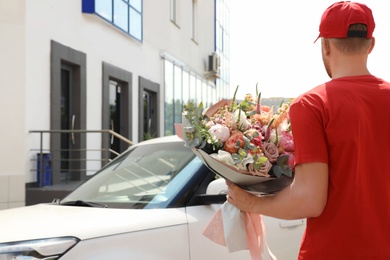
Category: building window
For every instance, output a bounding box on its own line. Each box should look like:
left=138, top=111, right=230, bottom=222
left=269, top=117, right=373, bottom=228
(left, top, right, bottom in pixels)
left=163, top=58, right=216, bottom=136
left=82, top=0, right=143, bottom=42
left=170, top=0, right=179, bottom=26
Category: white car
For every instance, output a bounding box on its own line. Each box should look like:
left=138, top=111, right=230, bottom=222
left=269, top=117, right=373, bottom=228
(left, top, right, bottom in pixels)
left=0, top=135, right=305, bottom=260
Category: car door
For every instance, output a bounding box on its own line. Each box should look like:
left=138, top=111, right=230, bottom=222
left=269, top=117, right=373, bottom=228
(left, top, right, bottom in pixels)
left=186, top=204, right=252, bottom=259
left=262, top=216, right=305, bottom=259
left=186, top=180, right=305, bottom=260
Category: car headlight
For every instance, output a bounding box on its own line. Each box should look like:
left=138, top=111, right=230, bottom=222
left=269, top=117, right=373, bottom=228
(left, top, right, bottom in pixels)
left=0, top=237, right=79, bottom=260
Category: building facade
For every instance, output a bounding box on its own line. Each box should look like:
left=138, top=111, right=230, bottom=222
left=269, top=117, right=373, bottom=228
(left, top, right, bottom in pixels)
left=0, top=0, right=231, bottom=209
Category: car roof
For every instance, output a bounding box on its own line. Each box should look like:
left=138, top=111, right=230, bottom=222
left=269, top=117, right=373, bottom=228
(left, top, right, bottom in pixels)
left=135, top=135, right=184, bottom=146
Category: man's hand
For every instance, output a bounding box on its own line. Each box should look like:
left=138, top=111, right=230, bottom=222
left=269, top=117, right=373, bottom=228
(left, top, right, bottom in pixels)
left=225, top=162, right=328, bottom=219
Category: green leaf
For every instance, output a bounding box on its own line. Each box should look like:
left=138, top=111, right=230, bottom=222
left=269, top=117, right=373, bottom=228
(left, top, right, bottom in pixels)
left=253, top=156, right=268, bottom=171
left=246, top=110, right=256, bottom=117
left=230, top=85, right=239, bottom=112
left=256, top=92, right=261, bottom=114
left=272, top=155, right=293, bottom=178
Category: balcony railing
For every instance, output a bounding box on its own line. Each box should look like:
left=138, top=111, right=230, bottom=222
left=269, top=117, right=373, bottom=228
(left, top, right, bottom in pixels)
left=29, top=129, right=133, bottom=187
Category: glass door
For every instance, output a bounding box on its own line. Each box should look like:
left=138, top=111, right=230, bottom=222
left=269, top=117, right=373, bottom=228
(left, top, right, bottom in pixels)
left=109, top=80, right=125, bottom=158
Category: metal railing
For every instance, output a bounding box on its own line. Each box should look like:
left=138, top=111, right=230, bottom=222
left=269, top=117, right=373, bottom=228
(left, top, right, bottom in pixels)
left=29, top=129, right=133, bottom=187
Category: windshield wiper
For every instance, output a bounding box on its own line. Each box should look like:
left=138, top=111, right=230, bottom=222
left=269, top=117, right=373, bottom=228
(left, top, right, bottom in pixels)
left=59, top=200, right=108, bottom=208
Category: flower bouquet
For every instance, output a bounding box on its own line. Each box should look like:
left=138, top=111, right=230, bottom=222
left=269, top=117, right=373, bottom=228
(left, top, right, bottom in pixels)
left=177, top=86, right=295, bottom=260
left=181, top=87, right=294, bottom=194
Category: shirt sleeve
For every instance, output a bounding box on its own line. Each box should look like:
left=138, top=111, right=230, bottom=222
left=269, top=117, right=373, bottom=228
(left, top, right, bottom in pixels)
left=289, top=93, right=329, bottom=166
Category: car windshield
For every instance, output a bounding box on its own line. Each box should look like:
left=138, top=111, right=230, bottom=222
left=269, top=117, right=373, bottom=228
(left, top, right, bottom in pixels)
left=61, top=140, right=203, bottom=209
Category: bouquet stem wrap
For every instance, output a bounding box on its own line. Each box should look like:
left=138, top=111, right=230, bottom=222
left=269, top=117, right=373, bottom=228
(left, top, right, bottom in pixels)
left=202, top=202, right=277, bottom=260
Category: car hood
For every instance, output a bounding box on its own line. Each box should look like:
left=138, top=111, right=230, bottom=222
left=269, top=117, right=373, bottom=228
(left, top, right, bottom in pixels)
left=0, top=204, right=188, bottom=243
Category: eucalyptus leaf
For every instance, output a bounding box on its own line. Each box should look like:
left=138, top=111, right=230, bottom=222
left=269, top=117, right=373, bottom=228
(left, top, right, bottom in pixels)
left=246, top=110, right=256, bottom=117
left=272, top=155, right=293, bottom=177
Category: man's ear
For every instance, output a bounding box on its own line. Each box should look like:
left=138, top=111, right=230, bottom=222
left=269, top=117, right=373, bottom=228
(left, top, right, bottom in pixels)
left=321, top=38, right=331, bottom=55
left=368, top=37, right=375, bottom=54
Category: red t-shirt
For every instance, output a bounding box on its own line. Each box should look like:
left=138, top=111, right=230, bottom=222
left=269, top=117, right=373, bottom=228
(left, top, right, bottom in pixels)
left=290, top=75, right=390, bottom=259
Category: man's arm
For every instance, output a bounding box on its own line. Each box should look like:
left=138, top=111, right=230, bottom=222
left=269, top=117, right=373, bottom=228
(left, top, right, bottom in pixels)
left=226, top=162, right=328, bottom=220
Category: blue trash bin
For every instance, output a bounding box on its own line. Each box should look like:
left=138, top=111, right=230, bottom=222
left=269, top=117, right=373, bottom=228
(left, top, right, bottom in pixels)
left=37, top=153, right=52, bottom=187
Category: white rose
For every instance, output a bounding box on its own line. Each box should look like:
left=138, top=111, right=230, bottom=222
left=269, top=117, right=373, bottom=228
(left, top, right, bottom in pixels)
left=268, top=129, right=277, bottom=143
left=210, top=150, right=238, bottom=169
left=231, top=110, right=250, bottom=130
left=237, top=153, right=254, bottom=171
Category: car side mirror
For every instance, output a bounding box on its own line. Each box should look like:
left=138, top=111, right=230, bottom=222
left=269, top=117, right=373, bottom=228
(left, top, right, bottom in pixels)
left=197, top=178, right=227, bottom=205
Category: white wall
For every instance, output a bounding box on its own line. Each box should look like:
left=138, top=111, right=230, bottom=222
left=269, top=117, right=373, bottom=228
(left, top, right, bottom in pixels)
left=0, top=0, right=216, bottom=208
left=0, top=0, right=27, bottom=209
left=143, top=0, right=215, bottom=74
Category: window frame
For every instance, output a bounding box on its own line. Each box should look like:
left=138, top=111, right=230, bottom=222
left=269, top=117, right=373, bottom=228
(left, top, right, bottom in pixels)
left=82, top=0, right=143, bottom=42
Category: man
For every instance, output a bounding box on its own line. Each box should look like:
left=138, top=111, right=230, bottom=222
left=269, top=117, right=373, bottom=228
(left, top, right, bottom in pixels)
left=226, top=2, right=390, bottom=259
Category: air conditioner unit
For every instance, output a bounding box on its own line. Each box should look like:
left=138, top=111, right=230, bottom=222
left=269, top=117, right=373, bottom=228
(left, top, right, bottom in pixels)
left=208, top=52, right=220, bottom=74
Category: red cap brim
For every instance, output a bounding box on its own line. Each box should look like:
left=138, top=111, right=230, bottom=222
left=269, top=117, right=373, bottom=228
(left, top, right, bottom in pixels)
left=314, top=34, right=320, bottom=44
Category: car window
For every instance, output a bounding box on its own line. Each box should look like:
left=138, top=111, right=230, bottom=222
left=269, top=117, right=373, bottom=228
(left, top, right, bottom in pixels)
left=144, top=156, right=205, bottom=209
left=61, top=141, right=200, bottom=209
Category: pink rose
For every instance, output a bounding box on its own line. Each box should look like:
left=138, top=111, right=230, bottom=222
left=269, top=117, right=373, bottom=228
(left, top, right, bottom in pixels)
left=205, top=121, right=215, bottom=129
left=278, top=131, right=294, bottom=153
left=248, top=158, right=272, bottom=177
left=286, top=152, right=295, bottom=170
left=208, top=124, right=230, bottom=143
left=244, top=128, right=263, bottom=147
left=252, top=135, right=262, bottom=147
left=263, top=142, right=279, bottom=163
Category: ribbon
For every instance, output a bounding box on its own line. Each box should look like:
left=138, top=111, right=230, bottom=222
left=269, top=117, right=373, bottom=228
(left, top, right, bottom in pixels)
left=203, top=202, right=276, bottom=260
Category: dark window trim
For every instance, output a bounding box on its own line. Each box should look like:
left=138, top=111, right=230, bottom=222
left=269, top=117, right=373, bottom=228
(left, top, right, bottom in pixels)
left=50, top=40, right=87, bottom=184
left=102, top=62, right=133, bottom=163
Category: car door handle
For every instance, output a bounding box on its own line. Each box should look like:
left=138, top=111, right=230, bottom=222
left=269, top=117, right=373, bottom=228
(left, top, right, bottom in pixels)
left=279, top=219, right=305, bottom=228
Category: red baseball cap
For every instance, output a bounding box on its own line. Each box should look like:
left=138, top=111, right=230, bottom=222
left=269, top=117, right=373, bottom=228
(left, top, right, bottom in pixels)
left=314, top=1, right=375, bottom=43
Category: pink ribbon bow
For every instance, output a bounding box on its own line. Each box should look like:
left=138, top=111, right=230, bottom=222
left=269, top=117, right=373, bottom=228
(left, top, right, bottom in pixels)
left=202, top=202, right=276, bottom=260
